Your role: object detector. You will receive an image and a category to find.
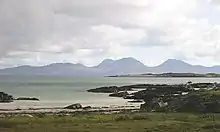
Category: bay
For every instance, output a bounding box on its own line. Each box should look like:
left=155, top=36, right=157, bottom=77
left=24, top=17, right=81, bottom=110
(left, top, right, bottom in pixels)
left=1, top=76, right=220, bottom=109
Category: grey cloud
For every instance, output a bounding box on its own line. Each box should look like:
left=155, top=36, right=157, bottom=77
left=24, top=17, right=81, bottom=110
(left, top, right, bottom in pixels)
left=0, top=0, right=55, bottom=57
left=1, top=0, right=220, bottom=67
left=142, top=29, right=169, bottom=46
left=210, top=0, right=220, bottom=4
left=0, top=0, right=145, bottom=58
left=124, top=29, right=170, bottom=47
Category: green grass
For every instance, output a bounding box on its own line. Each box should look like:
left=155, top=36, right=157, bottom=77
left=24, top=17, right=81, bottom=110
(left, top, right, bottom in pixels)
left=0, top=113, right=220, bottom=132
left=204, top=90, right=220, bottom=95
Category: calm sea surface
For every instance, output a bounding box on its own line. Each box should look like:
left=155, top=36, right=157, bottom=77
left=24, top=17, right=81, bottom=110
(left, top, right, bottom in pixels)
left=1, top=76, right=220, bottom=109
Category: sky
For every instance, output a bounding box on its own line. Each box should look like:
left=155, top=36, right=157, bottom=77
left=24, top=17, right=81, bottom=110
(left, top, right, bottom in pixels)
left=0, top=0, right=220, bottom=68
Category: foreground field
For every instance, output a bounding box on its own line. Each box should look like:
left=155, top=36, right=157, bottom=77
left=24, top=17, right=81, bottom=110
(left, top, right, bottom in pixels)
left=0, top=112, right=220, bottom=132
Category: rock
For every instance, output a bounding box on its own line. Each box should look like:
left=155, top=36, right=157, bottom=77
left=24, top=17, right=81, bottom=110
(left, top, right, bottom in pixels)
left=0, top=92, right=14, bottom=103
left=87, top=86, right=133, bottom=93
left=123, top=95, right=134, bottom=99
left=140, top=97, right=169, bottom=112
left=140, top=90, right=220, bottom=113
left=20, top=114, right=34, bottom=118
left=124, top=84, right=192, bottom=100
left=128, top=100, right=143, bottom=103
left=64, top=103, right=82, bottom=109
left=83, top=106, right=92, bottom=110
left=190, top=83, right=214, bottom=89
left=109, top=91, right=129, bottom=97
left=16, top=97, right=40, bottom=101
left=87, top=86, right=118, bottom=93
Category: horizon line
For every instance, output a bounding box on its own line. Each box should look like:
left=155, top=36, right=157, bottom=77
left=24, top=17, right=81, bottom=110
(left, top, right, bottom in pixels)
left=1, top=57, right=220, bottom=70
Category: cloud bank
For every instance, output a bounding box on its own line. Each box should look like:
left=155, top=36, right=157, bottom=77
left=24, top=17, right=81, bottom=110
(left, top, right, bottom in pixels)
left=0, top=0, right=220, bottom=68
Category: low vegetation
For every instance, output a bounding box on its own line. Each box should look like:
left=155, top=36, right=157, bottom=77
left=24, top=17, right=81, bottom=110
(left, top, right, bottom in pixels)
left=0, top=113, right=220, bottom=132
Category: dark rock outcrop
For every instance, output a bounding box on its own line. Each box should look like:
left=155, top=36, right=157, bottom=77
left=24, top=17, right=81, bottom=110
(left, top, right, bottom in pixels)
left=140, top=91, right=220, bottom=113
left=128, top=100, right=143, bottom=103
left=87, top=86, right=132, bottom=93
left=16, top=97, right=40, bottom=101
left=88, top=82, right=220, bottom=113
left=190, top=83, right=215, bottom=88
left=109, top=91, right=129, bottom=97
left=0, top=92, right=14, bottom=103
left=88, top=83, right=192, bottom=96
left=83, top=106, right=92, bottom=110
left=168, top=92, right=220, bottom=113
left=124, top=84, right=191, bottom=100
left=64, top=103, right=82, bottom=109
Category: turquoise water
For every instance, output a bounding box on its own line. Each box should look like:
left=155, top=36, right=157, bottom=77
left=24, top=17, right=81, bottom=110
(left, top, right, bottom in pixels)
left=1, top=76, right=220, bottom=109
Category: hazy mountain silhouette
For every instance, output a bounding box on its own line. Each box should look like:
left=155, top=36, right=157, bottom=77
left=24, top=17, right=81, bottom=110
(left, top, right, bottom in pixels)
left=0, top=63, right=100, bottom=76
left=1, top=58, right=220, bottom=76
left=94, top=57, right=148, bottom=75
left=154, top=59, right=220, bottom=73
left=154, top=59, right=198, bottom=73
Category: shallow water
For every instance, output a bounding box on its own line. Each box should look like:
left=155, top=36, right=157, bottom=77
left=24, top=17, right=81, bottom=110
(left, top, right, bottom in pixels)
left=1, top=76, right=220, bottom=109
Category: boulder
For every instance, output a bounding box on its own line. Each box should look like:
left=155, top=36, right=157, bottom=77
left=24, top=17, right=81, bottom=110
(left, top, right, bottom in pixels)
left=20, top=114, right=34, bottom=118
left=0, top=92, right=14, bottom=103
left=64, top=103, right=82, bottom=109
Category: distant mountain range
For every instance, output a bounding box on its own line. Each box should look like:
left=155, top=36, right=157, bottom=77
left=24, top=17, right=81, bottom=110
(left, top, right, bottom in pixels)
left=1, top=57, right=220, bottom=76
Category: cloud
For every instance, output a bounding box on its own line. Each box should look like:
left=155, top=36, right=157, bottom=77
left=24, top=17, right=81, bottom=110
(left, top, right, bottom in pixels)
left=0, top=0, right=220, bottom=68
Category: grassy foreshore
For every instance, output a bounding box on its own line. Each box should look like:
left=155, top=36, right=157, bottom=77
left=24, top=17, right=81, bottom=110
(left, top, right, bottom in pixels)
left=0, top=112, right=220, bottom=132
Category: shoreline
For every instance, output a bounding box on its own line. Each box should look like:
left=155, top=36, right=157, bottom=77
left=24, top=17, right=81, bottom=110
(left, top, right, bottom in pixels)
left=2, top=82, right=220, bottom=115
left=0, top=105, right=140, bottom=115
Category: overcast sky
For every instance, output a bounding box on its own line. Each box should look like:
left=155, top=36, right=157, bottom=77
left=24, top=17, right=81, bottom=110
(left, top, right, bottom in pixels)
left=0, top=0, right=220, bottom=68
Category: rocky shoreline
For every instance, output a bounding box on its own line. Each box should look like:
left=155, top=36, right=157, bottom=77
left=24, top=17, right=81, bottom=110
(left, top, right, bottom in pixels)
left=0, top=91, right=139, bottom=114
left=88, top=82, right=220, bottom=113
left=2, top=82, right=220, bottom=114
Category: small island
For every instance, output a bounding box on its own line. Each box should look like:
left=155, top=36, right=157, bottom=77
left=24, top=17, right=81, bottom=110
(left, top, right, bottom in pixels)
left=108, top=72, right=220, bottom=78
left=0, top=92, right=40, bottom=103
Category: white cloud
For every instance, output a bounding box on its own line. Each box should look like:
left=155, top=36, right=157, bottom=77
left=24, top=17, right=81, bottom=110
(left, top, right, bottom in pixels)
left=0, top=0, right=220, bottom=68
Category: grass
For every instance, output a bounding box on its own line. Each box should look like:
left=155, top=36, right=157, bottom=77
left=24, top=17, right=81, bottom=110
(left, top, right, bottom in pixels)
left=0, top=112, right=220, bottom=132
left=204, top=90, right=220, bottom=95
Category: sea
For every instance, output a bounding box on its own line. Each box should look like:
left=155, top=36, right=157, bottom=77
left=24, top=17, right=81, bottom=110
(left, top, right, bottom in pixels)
left=1, top=76, right=220, bottom=110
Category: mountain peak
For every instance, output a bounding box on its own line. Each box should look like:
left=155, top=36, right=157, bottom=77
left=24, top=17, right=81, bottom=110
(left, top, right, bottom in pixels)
left=95, top=57, right=147, bottom=75
left=101, top=59, right=114, bottom=63
left=115, top=57, right=143, bottom=63
left=162, top=59, right=190, bottom=66
left=96, top=59, right=115, bottom=68
left=120, top=57, right=136, bottom=60
left=154, top=59, right=194, bottom=73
